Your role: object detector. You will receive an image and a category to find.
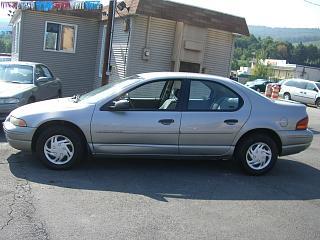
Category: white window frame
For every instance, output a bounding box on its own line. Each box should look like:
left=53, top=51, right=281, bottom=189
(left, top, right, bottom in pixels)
left=43, top=21, right=78, bottom=54
left=99, top=25, right=107, bottom=78
left=12, top=19, right=21, bottom=54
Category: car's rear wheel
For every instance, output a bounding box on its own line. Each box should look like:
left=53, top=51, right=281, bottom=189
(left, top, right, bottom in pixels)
left=35, top=126, right=85, bottom=169
left=283, top=93, right=291, bottom=100
left=235, top=134, right=278, bottom=175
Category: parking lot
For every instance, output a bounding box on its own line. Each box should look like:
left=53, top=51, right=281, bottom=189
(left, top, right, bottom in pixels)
left=0, top=107, right=319, bottom=240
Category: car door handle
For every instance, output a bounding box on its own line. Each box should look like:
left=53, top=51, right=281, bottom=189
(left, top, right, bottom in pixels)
left=224, top=119, right=238, bottom=125
left=158, top=119, right=174, bottom=125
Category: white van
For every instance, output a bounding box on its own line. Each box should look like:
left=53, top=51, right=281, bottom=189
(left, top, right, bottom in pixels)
left=279, top=78, right=320, bottom=108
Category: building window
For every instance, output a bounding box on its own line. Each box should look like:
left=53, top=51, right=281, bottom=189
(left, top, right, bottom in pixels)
left=12, top=21, right=20, bottom=53
left=44, top=22, right=77, bottom=53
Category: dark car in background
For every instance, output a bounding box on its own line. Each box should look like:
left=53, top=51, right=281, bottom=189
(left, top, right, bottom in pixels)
left=245, top=79, right=274, bottom=92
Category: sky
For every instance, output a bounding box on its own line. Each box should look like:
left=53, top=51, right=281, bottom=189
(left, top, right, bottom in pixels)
left=0, top=0, right=320, bottom=28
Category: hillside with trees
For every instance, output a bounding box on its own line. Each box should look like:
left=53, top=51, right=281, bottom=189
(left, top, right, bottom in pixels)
left=249, top=26, right=320, bottom=44
left=0, top=32, right=11, bottom=53
left=232, top=34, right=320, bottom=71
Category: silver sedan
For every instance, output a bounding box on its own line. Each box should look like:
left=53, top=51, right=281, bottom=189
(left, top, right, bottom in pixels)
left=0, top=62, right=62, bottom=120
left=2, top=72, right=313, bottom=175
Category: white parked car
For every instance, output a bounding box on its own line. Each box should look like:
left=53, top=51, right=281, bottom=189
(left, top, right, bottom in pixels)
left=279, top=79, right=320, bottom=108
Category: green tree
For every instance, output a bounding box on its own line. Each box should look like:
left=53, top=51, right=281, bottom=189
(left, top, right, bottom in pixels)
left=252, top=60, right=272, bottom=79
left=0, top=32, right=12, bottom=53
left=232, top=34, right=320, bottom=70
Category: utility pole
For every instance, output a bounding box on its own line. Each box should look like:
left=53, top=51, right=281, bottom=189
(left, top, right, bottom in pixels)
left=101, top=0, right=117, bottom=86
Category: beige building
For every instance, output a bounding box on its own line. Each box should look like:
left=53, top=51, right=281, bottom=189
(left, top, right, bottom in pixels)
left=250, top=59, right=320, bottom=82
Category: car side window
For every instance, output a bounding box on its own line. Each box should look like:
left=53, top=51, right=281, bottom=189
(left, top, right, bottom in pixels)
left=296, top=81, right=307, bottom=89
left=189, top=81, right=211, bottom=100
left=40, top=65, right=53, bottom=80
left=128, top=81, right=166, bottom=99
left=306, top=83, right=316, bottom=91
left=105, top=80, right=182, bottom=111
left=35, top=66, right=45, bottom=79
left=188, top=80, right=242, bottom=111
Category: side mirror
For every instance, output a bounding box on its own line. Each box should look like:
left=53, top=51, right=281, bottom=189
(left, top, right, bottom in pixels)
left=313, top=88, right=319, bottom=92
left=37, top=76, right=49, bottom=82
left=108, top=99, right=130, bottom=111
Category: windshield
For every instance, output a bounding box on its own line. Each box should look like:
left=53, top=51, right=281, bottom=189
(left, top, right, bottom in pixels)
left=78, top=75, right=142, bottom=103
left=0, top=64, right=33, bottom=84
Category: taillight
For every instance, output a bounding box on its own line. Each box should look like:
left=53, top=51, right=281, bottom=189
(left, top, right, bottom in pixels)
left=296, top=117, right=308, bottom=130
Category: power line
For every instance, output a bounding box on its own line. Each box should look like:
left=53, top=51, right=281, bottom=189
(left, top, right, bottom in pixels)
left=304, top=0, right=320, bottom=7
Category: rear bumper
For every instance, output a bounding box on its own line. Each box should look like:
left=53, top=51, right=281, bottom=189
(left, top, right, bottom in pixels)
left=279, top=129, right=313, bottom=156
left=2, top=121, right=35, bottom=152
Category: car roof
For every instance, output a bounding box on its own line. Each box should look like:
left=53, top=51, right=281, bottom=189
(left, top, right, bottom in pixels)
left=137, top=72, right=231, bottom=82
left=0, top=61, right=42, bottom=67
left=285, top=78, right=315, bottom=83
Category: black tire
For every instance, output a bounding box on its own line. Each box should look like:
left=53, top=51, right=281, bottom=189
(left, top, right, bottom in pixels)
left=283, top=93, right=291, bottom=100
left=316, top=98, right=320, bottom=109
left=35, top=126, right=85, bottom=169
left=235, top=134, right=278, bottom=175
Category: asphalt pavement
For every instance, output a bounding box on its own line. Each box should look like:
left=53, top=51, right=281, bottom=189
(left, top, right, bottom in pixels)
left=0, top=107, right=319, bottom=240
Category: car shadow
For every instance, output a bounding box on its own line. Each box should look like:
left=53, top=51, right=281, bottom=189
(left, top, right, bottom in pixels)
left=7, top=152, right=320, bottom=202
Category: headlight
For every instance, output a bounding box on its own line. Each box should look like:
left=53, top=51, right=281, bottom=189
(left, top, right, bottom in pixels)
left=9, top=116, right=27, bottom=127
left=0, top=98, right=20, bottom=104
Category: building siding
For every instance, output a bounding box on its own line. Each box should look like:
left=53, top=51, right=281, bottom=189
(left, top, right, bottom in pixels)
left=204, top=29, right=234, bottom=77
left=11, top=11, right=23, bottom=61
left=94, top=18, right=131, bottom=87
left=19, top=11, right=100, bottom=96
left=126, top=16, right=176, bottom=76
left=110, top=18, right=130, bottom=83
left=93, top=23, right=105, bottom=89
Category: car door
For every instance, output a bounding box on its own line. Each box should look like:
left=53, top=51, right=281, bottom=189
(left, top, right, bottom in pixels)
left=39, top=65, right=60, bottom=99
left=179, top=79, right=251, bottom=156
left=34, top=65, right=52, bottom=100
left=293, top=81, right=308, bottom=103
left=90, top=79, right=182, bottom=155
left=304, top=82, right=318, bottom=104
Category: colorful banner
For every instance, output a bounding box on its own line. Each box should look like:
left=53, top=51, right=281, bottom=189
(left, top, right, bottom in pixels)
left=0, top=1, right=102, bottom=11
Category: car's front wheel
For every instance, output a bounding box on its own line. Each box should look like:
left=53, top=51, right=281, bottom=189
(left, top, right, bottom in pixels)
left=235, top=134, right=278, bottom=175
left=316, top=98, right=320, bottom=109
left=35, top=126, right=85, bottom=169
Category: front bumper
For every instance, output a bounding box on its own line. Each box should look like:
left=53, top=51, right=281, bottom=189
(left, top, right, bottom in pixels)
left=279, top=129, right=313, bottom=156
left=2, top=120, right=36, bottom=152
